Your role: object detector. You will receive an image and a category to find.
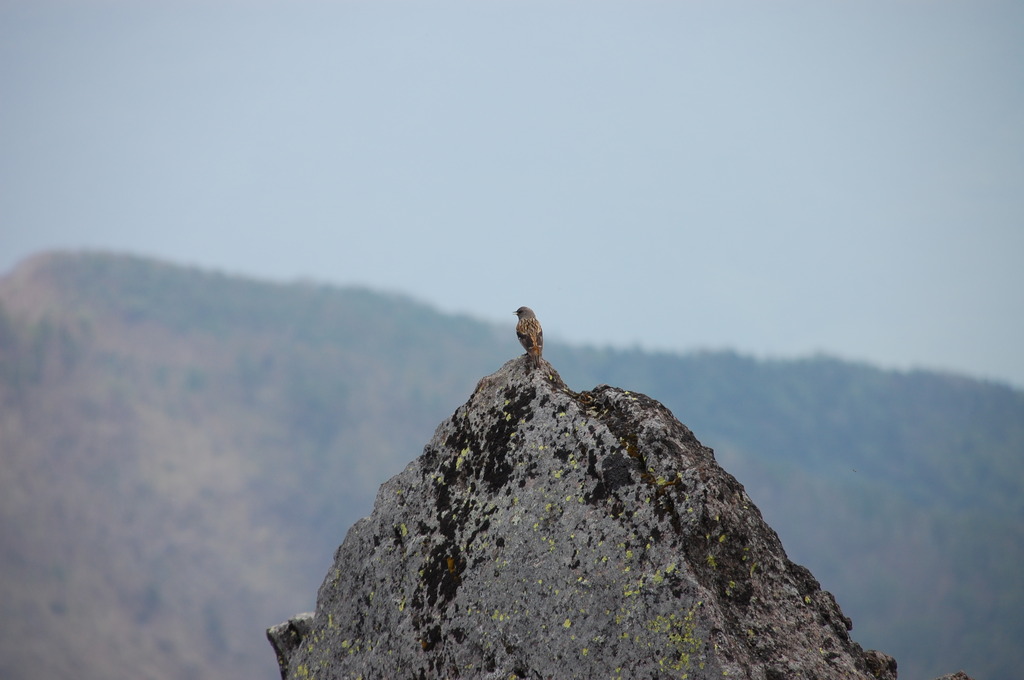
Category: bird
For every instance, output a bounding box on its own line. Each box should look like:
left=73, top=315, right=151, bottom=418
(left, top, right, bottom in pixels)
left=514, top=306, right=544, bottom=369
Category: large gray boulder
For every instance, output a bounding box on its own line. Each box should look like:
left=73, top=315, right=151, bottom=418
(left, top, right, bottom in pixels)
left=269, top=358, right=897, bottom=679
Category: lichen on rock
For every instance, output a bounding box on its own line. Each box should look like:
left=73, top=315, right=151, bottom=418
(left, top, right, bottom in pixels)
left=268, top=358, right=897, bottom=679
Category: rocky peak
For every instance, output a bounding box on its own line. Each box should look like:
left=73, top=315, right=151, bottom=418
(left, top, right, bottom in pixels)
left=269, top=357, right=898, bottom=679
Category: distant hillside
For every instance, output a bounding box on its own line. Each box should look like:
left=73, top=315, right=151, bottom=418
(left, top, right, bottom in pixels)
left=554, top=348, right=1024, bottom=680
left=1, top=251, right=1020, bottom=680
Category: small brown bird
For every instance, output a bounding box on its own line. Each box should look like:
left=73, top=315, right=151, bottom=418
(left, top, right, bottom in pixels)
left=514, top=306, right=544, bottom=369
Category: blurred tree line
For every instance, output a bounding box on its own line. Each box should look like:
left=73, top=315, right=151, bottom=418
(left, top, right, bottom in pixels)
left=0, top=251, right=1020, bottom=680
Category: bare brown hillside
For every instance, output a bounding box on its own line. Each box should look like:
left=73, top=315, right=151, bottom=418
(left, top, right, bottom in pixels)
left=0, top=251, right=498, bottom=680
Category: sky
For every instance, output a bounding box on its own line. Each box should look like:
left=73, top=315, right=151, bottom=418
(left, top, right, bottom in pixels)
left=2, top=1, right=1022, bottom=388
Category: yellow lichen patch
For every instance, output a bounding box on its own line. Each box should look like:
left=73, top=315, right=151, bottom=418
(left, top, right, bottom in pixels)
left=647, top=604, right=705, bottom=678
left=623, top=576, right=646, bottom=597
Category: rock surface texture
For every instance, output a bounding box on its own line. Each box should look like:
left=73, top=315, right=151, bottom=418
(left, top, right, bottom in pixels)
left=269, top=359, right=899, bottom=679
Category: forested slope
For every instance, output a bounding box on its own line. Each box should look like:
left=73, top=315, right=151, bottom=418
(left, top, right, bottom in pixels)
left=0, top=251, right=1019, bottom=680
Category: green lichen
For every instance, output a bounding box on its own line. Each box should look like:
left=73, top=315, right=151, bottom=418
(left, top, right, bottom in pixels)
left=646, top=603, right=705, bottom=678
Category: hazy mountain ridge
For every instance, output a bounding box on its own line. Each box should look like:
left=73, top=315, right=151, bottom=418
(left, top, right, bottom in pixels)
left=556, top=340, right=1024, bottom=679
left=1, top=251, right=1020, bottom=679
left=561, top=347, right=1024, bottom=513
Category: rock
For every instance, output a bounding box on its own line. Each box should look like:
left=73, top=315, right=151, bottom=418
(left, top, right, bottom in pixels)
left=931, top=673, right=976, bottom=680
left=863, top=649, right=898, bottom=679
left=267, top=613, right=314, bottom=678
left=268, top=358, right=897, bottom=679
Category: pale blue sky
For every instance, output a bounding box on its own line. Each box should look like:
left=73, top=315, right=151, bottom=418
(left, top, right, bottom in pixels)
left=2, top=1, right=1022, bottom=387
